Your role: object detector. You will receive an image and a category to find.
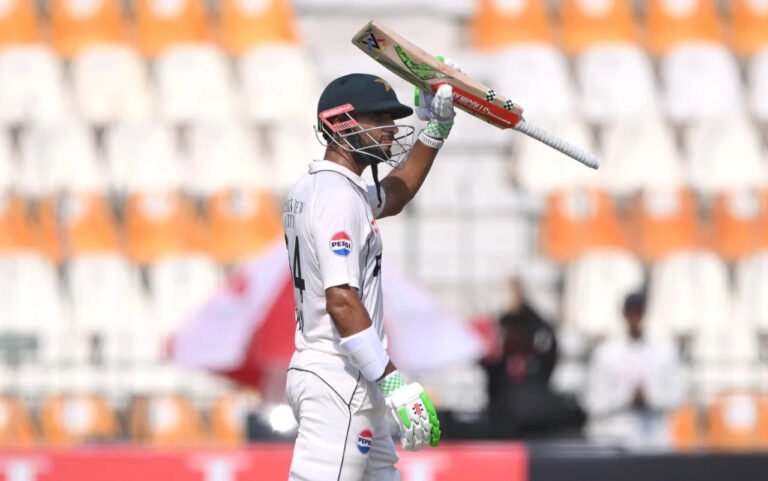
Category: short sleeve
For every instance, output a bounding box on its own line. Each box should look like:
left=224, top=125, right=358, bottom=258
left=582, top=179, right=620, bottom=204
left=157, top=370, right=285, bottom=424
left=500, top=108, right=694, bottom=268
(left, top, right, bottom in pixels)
left=312, top=188, right=371, bottom=290
left=366, top=184, right=387, bottom=219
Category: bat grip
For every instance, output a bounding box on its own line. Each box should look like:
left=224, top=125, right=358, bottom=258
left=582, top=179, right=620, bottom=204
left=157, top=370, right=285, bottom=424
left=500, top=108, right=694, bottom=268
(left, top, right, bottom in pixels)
left=513, top=119, right=601, bottom=170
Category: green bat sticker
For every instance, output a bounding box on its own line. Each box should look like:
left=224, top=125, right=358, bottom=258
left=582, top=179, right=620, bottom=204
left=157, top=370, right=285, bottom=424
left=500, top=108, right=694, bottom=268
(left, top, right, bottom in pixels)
left=395, top=44, right=442, bottom=80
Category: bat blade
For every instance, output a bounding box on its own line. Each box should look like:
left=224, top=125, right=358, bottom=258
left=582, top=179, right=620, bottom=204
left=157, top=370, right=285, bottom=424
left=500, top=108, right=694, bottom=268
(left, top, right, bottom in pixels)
left=351, top=21, right=524, bottom=129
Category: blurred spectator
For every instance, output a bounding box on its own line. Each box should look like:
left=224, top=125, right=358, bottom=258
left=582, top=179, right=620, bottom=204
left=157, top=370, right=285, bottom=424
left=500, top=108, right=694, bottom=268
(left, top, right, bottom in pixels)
left=482, top=279, right=584, bottom=439
left=585, top=292, right=686, bottom=449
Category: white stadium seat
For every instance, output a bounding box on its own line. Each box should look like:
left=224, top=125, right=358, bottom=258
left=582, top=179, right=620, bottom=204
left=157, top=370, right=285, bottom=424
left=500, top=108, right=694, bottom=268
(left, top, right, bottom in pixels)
left=514, top=116, right=597, bottom=195
left=472, top=215, right=530, bottom=285
left=562, top=249, right=645, bottom=339
left=413, top=151, right=473, bottom=213
left=575, top=43, right=660, bottom=123
left=735, top=251, right=768, bottom=332
left=0, top=129, right=16, bottom=192
left=748, top=47, right=768, bottom=123
left=66, top=254, right=155, bottom=364
left=148, top=255, right=223, bottom=338
left=691, top=323, right=760, bottom=394
left=71, top=44, right=153, bottom=124
left=271, top=121, right=323, bottom=193
left=0, top=45, right=67, bottom=126
left=20, top=120, right=105, bottom=196
left=661, top=42, right=744, bottom=123
left=238, top=43, right=319, bottom=123
left=155, top=44, right=238, bottom=124
left=685, top=115, right=768, bottom=195
left=105, top=120, right=182, bottom=194
left=187, top=120, right=267, bottom=194
left=598, top=115, right=684, bottom=196
left=415, top=218, right=464, bottom=284
left=646, top=251, right=733, bottom=337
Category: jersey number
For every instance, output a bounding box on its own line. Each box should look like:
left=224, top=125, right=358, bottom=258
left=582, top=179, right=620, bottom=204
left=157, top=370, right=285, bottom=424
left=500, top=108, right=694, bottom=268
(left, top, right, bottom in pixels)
left=288, top=235, right=306, bottom=331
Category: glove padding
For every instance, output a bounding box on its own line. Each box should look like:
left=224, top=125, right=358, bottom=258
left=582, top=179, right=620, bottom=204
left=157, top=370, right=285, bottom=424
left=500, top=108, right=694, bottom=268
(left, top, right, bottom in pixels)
left=415, top=57, right=463, bottom=122
left=386, top=382, right=441, bottom=451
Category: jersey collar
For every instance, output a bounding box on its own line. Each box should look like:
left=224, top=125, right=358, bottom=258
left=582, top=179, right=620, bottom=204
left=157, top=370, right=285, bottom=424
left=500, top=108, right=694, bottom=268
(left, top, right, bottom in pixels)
left=308, top=160, right=368, bottom=191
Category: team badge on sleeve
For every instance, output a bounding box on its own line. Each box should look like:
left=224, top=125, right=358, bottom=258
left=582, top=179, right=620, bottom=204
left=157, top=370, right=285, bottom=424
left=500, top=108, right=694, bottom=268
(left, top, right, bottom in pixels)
left=357, top=429, right=373, bottom=454
left=330, top=231, right=353, bottom=256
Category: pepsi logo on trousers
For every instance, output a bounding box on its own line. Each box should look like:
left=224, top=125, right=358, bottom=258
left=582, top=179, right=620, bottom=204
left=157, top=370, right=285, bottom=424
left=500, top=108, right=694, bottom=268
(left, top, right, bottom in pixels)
left=330, top=231, right=352, bottom=256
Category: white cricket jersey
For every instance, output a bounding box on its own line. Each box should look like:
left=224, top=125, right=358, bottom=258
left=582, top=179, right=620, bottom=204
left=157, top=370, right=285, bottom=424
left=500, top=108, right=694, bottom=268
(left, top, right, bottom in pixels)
left=283, top=160, right=386, bottom=363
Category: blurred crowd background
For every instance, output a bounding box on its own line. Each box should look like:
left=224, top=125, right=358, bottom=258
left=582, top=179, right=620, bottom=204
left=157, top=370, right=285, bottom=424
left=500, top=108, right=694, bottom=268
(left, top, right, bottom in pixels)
left=0, top=0, right=767, bottom=453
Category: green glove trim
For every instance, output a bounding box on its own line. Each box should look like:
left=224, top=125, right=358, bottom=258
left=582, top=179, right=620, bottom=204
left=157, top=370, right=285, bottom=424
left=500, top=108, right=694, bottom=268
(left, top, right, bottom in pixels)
left=424, top=119, right=453, bottom=139
left=378, top=370, right=406, bottom=396
left=420, top=392, right=441, bottom=447
left=397, top=406, right=412, bottom=429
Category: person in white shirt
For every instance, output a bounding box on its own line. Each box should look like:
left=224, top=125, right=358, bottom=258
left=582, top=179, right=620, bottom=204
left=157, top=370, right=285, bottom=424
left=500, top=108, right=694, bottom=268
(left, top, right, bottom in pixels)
left=283, top=71, right=457, bottom=481
left=585, top=292, right=686, bottom=449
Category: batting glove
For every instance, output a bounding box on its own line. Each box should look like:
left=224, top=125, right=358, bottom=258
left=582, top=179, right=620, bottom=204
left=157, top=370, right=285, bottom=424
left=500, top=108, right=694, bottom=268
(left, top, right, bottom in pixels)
left=378, top=371, right=441, bottom=451
left=415, top=57, right=459, bottom=140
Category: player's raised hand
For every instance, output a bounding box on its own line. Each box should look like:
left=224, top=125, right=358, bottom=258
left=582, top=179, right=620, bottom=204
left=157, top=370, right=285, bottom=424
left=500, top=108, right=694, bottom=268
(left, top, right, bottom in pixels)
left=378, top=371, right=441, bottom=451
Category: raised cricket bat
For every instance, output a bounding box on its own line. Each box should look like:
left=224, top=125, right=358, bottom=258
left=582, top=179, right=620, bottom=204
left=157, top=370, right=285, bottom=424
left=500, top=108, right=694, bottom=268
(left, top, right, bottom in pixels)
left=351, top=21, right=600, bottom=169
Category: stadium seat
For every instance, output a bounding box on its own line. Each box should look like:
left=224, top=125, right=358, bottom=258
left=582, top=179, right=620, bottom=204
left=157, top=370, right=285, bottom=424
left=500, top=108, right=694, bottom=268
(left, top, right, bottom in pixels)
left=413, top=151, right=474, bottom=213
left=645, top=0, right=723, bottom=55
left=472, top=216, right=530, bottom=284
left=66, top=254, right=153, bottom=364
left=416, top=218, right=464, bottom=283
left=598, top=115, right=683, bottom=196
left=575, top=44, right=660, bottom=123
left=686, top=116, right=766, bottom=195
left=129, top=393, right=206, bottom=446
left=734, top=250, right=768, bottom=332
left=271, top=121, right=323, bottom=193
left=20, top=120, right=104, bottom=197
left=669, top=402, right=702, bottom=451
left=105, top=120, right=182, bottom=194
left=514, top=117, right=595, bottom=195
left=691, top=324, right=760, bottom=395
left=729, top=0, right=768, bottom=57
left=706, top=391, right=768, bottom=449
left=0, top=130, right=14, bottom=192
left=710, top=190, right=766, bottom=260
left=71, top=45, right=153, bottom=124
left=0, top=0, right=41, bottom=46
left=749, top=48, right=768, bottom=122
left=540, top=188, right=627, bottom=263
left=560, top=0, right=638, bottom=55
left=155, top=44, right=237, bottom=124
left=562, top=249, right=644, bottom=338
left=187, top=121, right=266, bottom=194
left=39, top=393, right=119, bottom=445
left=0, top=395, right=36, bottom=446
left=219, top=0, right=299, bottom=55
left=124, top=191, right=206, bottom=265
left=661, top=43, right=744, bottom=123
left=630, top=187, right=701, bottom=261
left=646, top=250, right=732, bottom=337
left=135, top=0, right=210, bottom=57
left=49, top=0, right=126, bottom=57
left=210, top=390, right=262, bottom=445
left=471, top=0, right=554, bottom=49
left=237, top=43, right=319, bottom=123
left=0, top=193, right=37, bottom=254
left=0, top=46, right=67, bottom=126
left=207, top=189, right=282, bottom=264
left=148, top=254, right=222, bottom=337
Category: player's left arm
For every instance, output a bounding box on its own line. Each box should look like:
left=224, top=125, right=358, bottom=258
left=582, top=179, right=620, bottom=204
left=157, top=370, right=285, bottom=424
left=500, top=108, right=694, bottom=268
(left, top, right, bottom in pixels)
left=377, top=84, right=455, bottom=219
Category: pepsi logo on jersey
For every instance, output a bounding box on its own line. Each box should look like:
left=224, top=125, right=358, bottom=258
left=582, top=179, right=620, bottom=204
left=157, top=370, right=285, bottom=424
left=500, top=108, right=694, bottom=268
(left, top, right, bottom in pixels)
left=357, top=429, right=373, bottom=454
left=329, top=231, right=352, bottom=257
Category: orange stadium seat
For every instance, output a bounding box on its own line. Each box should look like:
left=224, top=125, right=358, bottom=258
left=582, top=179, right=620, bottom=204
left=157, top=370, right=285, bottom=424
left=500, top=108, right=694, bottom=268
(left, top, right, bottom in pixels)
left=130, top=393, right=205, bottom=446
left=646, top=0, right=723, bottom=55
left=0, top=0, right=41, bottom=46
left=669, top=402, right=702, bottom=450
left=38, top=192, right=121, bottom=260
left=219, top=0, right=299, bottom=55
left=0, top=395, right=36, bottom=446
left=760, top=190, right=768, bottom=249
left=0, top=193, right=38, bottom=253
left=707, top=391, right=768, bottom=450
left=209, top=390, right=261, bottom=445
left=49, top=0, right=126, bottom=58
left=540, top=188, right=627, bottom=263
left=710, top=189, right=766, bottom=261
left=561, top=0, right=638, bottom=55
left=207, top=189, right=282, bottom=264
left=39, top=393, right=119, bottom=445
left=471, top=0, right=554, bottom=49
left=630, top=187, right=701, bottom=261
left=125, top=191, right=208, bottom=264
left=135, top=0, right=210, bottom=57
left=730, top=0, right=768, bottom=57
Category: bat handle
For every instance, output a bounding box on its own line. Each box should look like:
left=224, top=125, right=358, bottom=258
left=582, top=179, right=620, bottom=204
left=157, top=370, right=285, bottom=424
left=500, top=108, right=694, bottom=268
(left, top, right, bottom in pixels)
left=513, top=119, right=601, bottom=170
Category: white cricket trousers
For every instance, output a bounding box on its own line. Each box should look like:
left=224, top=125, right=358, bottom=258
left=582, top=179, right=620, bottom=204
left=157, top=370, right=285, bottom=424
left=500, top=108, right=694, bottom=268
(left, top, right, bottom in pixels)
left=286, top=354, right=400, bottom=481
